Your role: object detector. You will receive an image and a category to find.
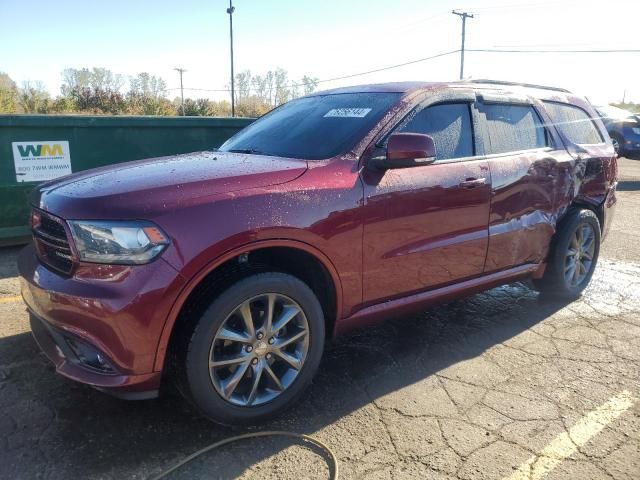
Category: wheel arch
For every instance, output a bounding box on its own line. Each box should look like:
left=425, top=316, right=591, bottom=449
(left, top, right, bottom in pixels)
left=569, top=197, right=605, bottom=233
left=154, top=239, right=343, bottom=372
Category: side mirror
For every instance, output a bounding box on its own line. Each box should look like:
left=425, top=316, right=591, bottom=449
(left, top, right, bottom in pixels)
left=372, top=133, right=437, bottom=170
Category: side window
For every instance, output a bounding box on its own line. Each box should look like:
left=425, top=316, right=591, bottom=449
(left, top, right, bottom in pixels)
left=543, top=101, right=603, bottom=145
left=479, top=103, right=548, bottom=155
left=396, top=103, right=474, bottom=160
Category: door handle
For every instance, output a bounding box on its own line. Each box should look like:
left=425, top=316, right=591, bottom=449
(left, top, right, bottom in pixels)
left=459, top=177, right=487, bottom=188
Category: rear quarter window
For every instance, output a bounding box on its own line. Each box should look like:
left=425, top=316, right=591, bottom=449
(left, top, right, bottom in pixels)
left=479, top=103, right=547, bottom=155
left=543, top=101, right=603, bottom=145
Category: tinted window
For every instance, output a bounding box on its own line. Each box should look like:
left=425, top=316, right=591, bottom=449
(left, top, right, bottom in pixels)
left=220, top=92, right=401, bottom=160
left=397, top=103, right=474, bottom=160
left=543, top=101, right=603, bottom=145
left=480, top=103, right=547, bottom=154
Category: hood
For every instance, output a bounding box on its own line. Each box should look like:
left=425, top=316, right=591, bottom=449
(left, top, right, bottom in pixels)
left=34, top=151, right=307, bottom=219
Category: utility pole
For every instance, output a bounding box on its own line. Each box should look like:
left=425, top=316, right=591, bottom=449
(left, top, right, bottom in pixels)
left=227, top=0, right=236, bottom=117
left=174, top=67, right=187, bottom=116
left=452, top=10, right=474, bottom=80
left=622, top=89, right=626, bottom=105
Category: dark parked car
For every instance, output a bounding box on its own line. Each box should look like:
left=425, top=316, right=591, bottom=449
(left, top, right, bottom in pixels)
left=595, top=104, right=640, bottom=158
left=19, top=80, right=617, bottom=424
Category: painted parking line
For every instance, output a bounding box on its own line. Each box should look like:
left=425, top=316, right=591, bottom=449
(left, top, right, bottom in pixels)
left=504, top=390, right=636, bottom=480
left=0, top=295, right=23, bottom=304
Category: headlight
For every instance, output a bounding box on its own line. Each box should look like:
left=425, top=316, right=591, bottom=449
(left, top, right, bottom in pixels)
left=68, top=220, right=169, bottom=264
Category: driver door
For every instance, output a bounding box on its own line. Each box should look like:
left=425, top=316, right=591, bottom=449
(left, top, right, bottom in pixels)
left=360, top=100, right=491, bottom=305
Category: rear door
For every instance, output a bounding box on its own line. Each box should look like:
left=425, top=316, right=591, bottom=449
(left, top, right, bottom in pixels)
left=360, top=96, right=491, bottom=304
left=477, top=96, right=569, bottom=272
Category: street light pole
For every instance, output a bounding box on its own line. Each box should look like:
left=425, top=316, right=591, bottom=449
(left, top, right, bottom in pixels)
left=173, top=67, right=187, bottom=116
left=227, top=0, right=236, bottom=117
left=452, top=10, right=474, bottom=80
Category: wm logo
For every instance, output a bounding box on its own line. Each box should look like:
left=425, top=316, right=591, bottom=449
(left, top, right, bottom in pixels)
left=17, top=144, right=64, bottom=157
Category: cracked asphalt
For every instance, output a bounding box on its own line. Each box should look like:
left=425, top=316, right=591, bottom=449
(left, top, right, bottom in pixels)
left=1, top=159, right=639, bottom=480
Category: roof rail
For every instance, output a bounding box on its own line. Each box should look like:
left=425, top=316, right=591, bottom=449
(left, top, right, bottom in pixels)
left=468, top=79, right=570, bottom=93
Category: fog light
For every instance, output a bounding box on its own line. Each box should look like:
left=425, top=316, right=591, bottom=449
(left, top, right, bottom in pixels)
left=65, top=337, right=116, bottom=374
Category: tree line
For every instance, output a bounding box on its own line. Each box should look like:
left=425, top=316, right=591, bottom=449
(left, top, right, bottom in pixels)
left=0, top=67, right=319, bottom=117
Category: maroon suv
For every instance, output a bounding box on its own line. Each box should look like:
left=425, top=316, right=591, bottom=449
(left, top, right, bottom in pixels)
left=19, top=80, right=617, bottom=424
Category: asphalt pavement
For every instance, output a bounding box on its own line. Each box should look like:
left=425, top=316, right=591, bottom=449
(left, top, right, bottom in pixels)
left=1, top=159, right=639, bottom=480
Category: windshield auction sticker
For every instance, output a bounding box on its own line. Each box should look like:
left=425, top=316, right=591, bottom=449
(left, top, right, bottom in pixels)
left=324, top=108, right=372, bottom=118
left=12, top=141, right=72, bottom=182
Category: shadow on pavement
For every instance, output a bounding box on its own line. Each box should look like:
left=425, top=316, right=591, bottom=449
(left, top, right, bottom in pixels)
left=617, top=180, right=640, bottom=191
left=0, top=245, right=24, bottom=281
left=0, top=282, right=570, bottom=479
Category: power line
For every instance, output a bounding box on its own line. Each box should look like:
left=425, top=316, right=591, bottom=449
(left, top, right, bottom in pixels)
left=309, top=50, right=460, bottom=86
left=452, top=0, right=578, bottom=12
left=162, top=47, right=640, bottom=96
left=491, top=42, right=614, bottom=48
left=468, top=48, right=640, bottom=53
left=163, top=49, right=460, bottom=94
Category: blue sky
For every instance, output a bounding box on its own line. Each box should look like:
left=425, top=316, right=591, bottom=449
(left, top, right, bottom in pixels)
left=2, top=0, right=639, bottom=104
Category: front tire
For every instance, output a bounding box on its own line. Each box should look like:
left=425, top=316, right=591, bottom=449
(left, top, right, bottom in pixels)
left=179, top=272, right=325, bottom=425
left=533, top=209, right=601, bottom=298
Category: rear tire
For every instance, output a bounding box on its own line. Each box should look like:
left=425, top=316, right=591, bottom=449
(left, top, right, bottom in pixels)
left=532, top=209, right=601, bottom=298
left=177, top=272, right=325, bottom=425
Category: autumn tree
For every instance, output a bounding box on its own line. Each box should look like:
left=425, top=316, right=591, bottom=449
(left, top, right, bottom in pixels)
left=127, top=73, right=172, bottom=115
left=233, top=68, right=319, bottom=111
left=0, top=72, right=18, bottom=113
left=180, top=98, right=232, bottom=116
left=69, top=87, right=127, bottom=114
left=18, top=81, right=51, bottom=113
left=0, top=66, right=318, bottom=116
left=61, top=67, right=124, bottom=95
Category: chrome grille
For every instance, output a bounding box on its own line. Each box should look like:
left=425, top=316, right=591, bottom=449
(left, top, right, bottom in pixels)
left=32, top=209, right=75, bottom=275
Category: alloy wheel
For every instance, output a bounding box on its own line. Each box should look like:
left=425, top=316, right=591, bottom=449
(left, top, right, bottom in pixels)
left=209, top=293, right=309, bottom=407
left=564, top=223, right=596, bottom=288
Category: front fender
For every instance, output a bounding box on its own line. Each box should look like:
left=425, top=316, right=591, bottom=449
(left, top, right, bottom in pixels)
left=152, top=238, right=344, bottom=372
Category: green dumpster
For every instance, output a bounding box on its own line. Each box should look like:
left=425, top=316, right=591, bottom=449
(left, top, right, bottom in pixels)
left=0, top=115, right=253, bottom=245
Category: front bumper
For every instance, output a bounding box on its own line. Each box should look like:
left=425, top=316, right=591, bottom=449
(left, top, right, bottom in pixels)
left=29, top=312, right=160, bottom=399
left=18, top=244, right=186, bottom=398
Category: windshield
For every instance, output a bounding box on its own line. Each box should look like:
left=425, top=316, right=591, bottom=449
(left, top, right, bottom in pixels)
left=219, top=92, right=401, bottom=160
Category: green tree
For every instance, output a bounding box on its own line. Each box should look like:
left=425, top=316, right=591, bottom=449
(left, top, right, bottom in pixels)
left=2, top=67, right=317, bottom=116
left=129, top=72, right=166, bottom=98
left=236, top=96, right=272, bottom=117
left=235, top=71, right=253, bottom=101
left=18, top=81, right=51, bottom=113
left=300, top=75, right=319, bottom=96
left=273, top=68, right=290, bottom=106
left=61, top=67, right=123, bottom=95
left=0, top=72, right=18, bottom=113
left=126, top=73, right=170, bottom=115
left=232, top=68, right=319, bottom=110
left=50, top=96, right=75, bottom=114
